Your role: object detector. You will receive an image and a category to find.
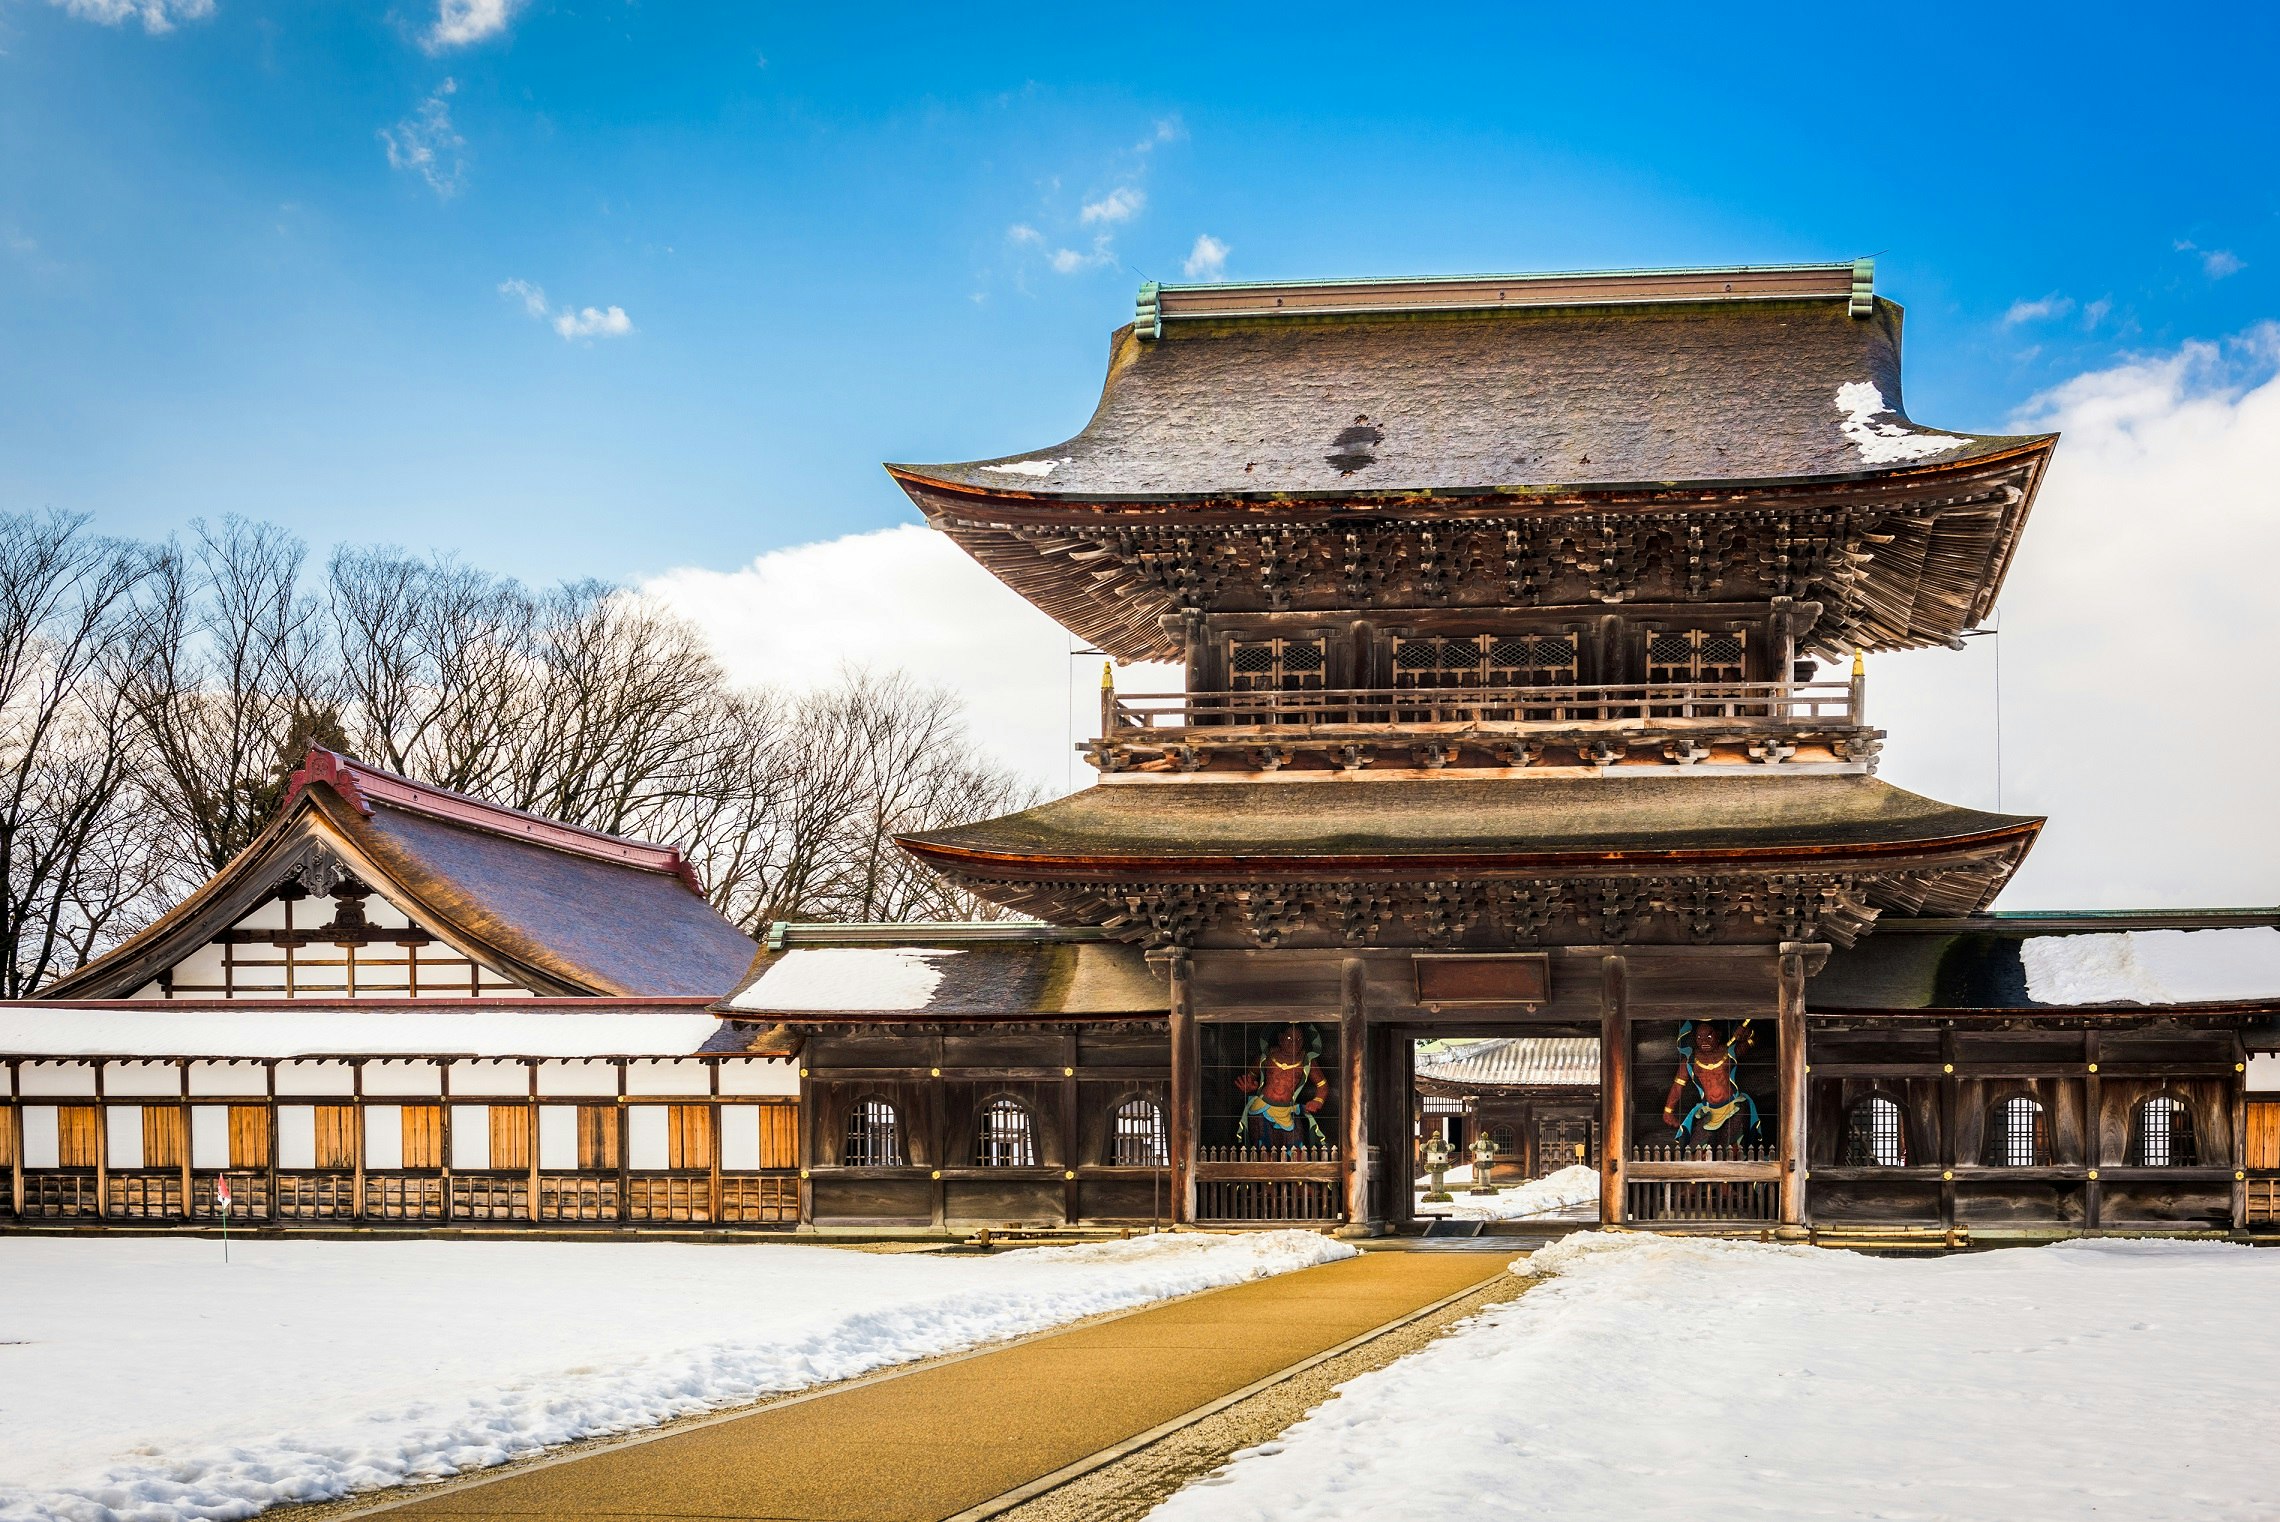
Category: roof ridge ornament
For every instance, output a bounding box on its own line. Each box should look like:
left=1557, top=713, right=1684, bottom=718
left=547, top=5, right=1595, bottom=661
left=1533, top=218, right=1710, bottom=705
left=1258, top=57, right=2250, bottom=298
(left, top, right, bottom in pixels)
left=1135, top=280, right=1162, bottom=340
left=1850, top=257, right=1876, bottom=319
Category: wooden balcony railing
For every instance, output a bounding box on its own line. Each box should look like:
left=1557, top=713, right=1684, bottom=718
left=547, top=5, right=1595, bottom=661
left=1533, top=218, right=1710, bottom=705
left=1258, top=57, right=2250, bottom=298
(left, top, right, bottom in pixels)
left=1091, top=678, right=1876, bottom=773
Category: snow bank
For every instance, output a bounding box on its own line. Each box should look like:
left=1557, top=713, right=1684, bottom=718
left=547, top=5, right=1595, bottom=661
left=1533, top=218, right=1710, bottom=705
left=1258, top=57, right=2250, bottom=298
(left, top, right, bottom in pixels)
left=1155, top=1233, right=2280, bottom=1521
left=2020, top=927, right=2280, bottom=1005
left=1415, top=1163, right=1599, bottom=1221
left=0, top=1231, right=1350, bottom=1522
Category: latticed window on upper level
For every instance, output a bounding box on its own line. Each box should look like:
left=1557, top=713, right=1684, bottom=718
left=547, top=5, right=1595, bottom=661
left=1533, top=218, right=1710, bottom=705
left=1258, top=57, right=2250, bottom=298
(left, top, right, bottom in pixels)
left=1390, top=633, right=1578, bottom=689
left=1226, top=637, right=1326, bottom=692
left=1645, top=628, right=1747, bottom=684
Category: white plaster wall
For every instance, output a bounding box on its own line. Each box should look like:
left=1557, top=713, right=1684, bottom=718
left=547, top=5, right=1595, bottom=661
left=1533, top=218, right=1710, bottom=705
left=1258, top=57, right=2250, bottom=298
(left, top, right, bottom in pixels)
left=626, top=1060, right=708, bottom=1096
left=361, top=1062, right=441, bottom=1096
left=277, top=1105, right=317, bottom=1168
left=363, top=1105, right=403, bottom=1169
left=106, top=1106, right=143, bottom=1169
left=719, top=1104, right=761, bottom=1170
left=449, top=1060, right=528, bottom=1097
left=20, top=1063, right=95, bottom=1097
left=450, top=1105, right=490, bottom=1169
left=537, top=1105, right=578, bottom=1169
left=21, top=1106, right=59, bottom=1168
left=103, top=1062, right=181, bottom=1097
left=626, top=1106, right=669, bottom=1169
left=190, top=1106, right=230, bottom=1168
left=536, top=1060, right=618, bottom=1097
left=718, top=1059, right=798, bottom=1096
left=275, top=1061, right=353, bottom=1096
left=189, top=1061, right=267, bottom=1097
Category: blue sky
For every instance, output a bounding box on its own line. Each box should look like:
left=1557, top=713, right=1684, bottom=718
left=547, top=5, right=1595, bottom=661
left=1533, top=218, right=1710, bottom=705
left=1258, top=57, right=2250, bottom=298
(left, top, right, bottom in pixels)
left=2, top=1, right=2275, bottom=586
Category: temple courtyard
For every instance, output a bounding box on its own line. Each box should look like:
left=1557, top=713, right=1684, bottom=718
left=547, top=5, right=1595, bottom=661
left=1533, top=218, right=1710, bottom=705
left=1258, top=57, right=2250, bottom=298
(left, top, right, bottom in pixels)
left=3, top=1234, right=2276, bottom=1521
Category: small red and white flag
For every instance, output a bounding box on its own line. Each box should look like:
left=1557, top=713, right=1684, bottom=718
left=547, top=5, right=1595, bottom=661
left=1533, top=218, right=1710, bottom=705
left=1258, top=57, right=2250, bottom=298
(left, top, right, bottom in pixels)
left=216, top=1176, right=232, bottom=1210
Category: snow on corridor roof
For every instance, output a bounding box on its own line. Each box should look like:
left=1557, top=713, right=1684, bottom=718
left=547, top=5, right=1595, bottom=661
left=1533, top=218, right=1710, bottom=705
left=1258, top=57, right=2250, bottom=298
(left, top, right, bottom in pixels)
left=0, top=1003, right=744, bottom=1059
left=2018, top=928, right=2280, bottom=1006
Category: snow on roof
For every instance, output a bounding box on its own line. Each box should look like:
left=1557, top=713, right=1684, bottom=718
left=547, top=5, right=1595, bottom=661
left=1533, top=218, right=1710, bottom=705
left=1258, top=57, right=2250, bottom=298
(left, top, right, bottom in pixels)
left=2019, top=928, right=2280, bottom=1006
left=725, top=946, right=955, bottom=1013
left=1834, top=382, right=1970, bottom=465
left=0, top=1006, right=736, bottom=1059
left=1416, top=1037, right=1599, bottom=1089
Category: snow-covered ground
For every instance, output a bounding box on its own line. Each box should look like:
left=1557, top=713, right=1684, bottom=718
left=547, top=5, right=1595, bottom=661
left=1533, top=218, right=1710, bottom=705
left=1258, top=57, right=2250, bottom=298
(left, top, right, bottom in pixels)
left=0, top=1231, right=1351, bottom=1522
left=1154, top=1234, right=2280, bottom=1521
left=1414, top=1162, right=1599, bottom=1221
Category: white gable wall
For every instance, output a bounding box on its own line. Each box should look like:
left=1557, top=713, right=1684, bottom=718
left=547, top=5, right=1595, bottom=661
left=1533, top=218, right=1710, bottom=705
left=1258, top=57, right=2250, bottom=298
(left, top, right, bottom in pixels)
left=133, top=883, right=534, bottom=1000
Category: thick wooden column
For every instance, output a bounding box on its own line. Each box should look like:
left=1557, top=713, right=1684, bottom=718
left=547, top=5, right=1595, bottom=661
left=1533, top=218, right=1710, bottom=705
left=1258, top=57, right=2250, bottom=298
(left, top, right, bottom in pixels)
left=1340, top=956, right=1374, bottom=1233
left=1599, top=955, right=1629, bottom=1227
left=2083, top=1031, right=2103, bottom=1232
left=1061, top=1031, right=1081, bottom=1226
left=2234, top=1032, right=2250, bottom=1232
left=1168, top=950, right=1198, bottom=1224
left=1937, top=1029, right=1958, bottom=1233
left=1778, top=949, right=1808, bottom=1228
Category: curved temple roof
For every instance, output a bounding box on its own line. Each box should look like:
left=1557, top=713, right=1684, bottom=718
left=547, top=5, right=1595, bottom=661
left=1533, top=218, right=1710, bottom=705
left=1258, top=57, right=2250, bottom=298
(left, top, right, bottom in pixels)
left=42, top=749, right=759, bottom=1000
left=899, top=774, right=2039, bottom=878
left=894, top=277, right=2041, bottom=498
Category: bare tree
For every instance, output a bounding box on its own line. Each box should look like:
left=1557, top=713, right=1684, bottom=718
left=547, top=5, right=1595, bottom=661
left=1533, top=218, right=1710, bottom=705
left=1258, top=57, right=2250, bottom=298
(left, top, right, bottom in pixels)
left=123, top=518, right=331, bottom=877
left=0, top=513, right=160, bottom=995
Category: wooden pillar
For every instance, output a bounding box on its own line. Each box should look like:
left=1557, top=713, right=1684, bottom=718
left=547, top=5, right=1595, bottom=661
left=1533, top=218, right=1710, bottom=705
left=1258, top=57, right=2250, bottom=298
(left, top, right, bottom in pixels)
left=351, top=1060, right=366, bottom=1221
left=708, top=1063, right=724, bottom=1227
left=264, top=1060, right=279, bottom=1225
left=796, top=1049, right=814, bottom=1229
left=1938, top=1028, right=1958, bottom=1233
left=9, top=1061, right=24, bottom=1219
left=94, top=1062, right=109, bottom=1221
left=2234, top=1032, right=2250, bottom=1232
left=1061, top=1031, right=1080, bottom=1226
left=1339, top=957, right=1373, bottom=1232
left=440, top=1062, right=455, bottom=1225
left=1391, top=1035, right=1416, bottom=1231
left=2083, top=1031, right=2103, bottom=1232
left=614, top=1059, right=630, bottom=1226
left=1168, top=950, right=1197, bottom=1225
left=1778, top=949, right=1808, bottom=1228
left=1599, top=955, right=1629, bottom=1227
left=525, top=1060, right=540, bottom=1224
left=176, top=1060, right=192, bottom=1222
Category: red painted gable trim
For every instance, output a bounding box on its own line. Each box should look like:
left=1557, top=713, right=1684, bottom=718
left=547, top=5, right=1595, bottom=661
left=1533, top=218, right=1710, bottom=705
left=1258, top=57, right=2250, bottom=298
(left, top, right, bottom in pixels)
left=284, top=747, right=708, bottom=894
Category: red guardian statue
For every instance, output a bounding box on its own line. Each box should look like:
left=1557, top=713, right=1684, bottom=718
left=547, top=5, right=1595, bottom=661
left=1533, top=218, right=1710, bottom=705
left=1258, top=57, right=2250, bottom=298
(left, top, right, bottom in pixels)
left=1660, top=1019, right=1761, bottom=1148
left=1234, top=1022, right=1331, bottom=1153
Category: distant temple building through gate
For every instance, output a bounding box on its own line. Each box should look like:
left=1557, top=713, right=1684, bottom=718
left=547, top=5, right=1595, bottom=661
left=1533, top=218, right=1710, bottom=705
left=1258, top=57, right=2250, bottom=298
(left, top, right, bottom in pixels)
left=8, top=261, right=2280, bottom=1239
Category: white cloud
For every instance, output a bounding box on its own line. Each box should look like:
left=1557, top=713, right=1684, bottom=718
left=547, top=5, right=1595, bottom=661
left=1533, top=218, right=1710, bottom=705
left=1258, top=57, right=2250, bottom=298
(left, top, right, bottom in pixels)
left=1183, top=233, right=1229, bottom=281
left=1080, top=186, right=1145, bottom=225
left=380, top=80, right=466, bottom=199
left=47, top=0, right=212, bottom=32
left=2176, top=240, right=2247, bottom=279
left=498, top=280, right=634, bottom=341
left=1048, top=237, right=1115, bottom=275
left=426, top=0, right=521, bottom=50
left=553, top=305, right=633, bottom=339
left=644, top=525, right=1178, bottom=789
left=2081, top=297, right=2113, bottom=330
left=1869, top=323, right=2280, bottom=907
left=2003, top=293, right=2072, bottom=327
left=1006, top=224, right=1044, bottom=246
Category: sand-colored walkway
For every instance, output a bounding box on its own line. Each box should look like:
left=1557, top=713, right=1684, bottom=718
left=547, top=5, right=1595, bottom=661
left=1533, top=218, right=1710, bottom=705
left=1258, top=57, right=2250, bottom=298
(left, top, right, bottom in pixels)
left=362, top=1246, right=1515, bottom=1521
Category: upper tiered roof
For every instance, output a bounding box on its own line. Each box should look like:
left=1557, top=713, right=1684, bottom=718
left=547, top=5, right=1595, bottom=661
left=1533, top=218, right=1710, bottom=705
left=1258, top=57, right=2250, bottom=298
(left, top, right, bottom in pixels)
left=894, top=263, right=2038, bottom=497
left=887, top=262, right=2057, bottom=661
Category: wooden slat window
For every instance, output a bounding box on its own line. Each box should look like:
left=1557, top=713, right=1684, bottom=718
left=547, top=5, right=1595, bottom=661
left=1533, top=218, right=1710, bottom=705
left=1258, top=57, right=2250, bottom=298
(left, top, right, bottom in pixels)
left=578, top=1105, right=620, bottom=1170
left=229, top=1106, right=271, bottom=1169
left=313, top=1105, right=356, bottom=1170
left=57, top=1104, right=99, bottom=1168
left=488, top=1106, right=532, bottom=1172
left=667, top=1104, right=713, bottom=1170
left=2248, top=1101, right=2280, bottom=1171
left=401, top=1104, right=444, bottom=1169
left=757, top=1102, right=798, bottom=1169
left=142, top=1105, right=187, bottom=1169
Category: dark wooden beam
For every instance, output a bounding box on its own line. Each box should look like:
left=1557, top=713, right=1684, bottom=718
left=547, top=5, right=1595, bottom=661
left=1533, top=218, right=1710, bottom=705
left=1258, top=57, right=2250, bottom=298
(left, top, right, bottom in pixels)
left=1779, top=949, right=1807, bottom=1228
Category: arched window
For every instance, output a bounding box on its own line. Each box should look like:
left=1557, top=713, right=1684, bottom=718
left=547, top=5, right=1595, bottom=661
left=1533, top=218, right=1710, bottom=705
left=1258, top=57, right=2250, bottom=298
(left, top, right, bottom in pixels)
left=975, top=1097, right=1037, bottom=1167
left=1989, top=1096, right=2049, bottom=1167
left=2132, top=1096, right=2197, bottom=1167
left=844, top=1098, right=903, bottom=1167
left=1111, top=1096, right=1168, bottom=1167
left=1843, top=1096, right=1908, bottom=1167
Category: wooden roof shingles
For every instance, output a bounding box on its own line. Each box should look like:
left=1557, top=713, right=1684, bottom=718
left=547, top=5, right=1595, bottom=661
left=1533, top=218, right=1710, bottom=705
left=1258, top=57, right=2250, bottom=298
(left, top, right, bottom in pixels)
left=41, top=748, right=758, bottom=1000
